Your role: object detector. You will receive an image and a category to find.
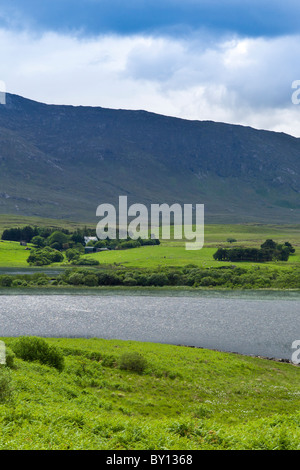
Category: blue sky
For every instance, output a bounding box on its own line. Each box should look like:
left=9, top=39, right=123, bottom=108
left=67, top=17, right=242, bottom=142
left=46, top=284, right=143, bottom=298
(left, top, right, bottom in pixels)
left=0, top=0, right=300, bottom=135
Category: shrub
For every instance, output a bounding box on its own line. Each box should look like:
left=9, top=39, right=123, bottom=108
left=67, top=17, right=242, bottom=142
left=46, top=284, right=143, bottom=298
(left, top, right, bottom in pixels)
left=0, top=276, right=13, bottom=287
left=147, top=273, right=169, bottom=287
left=68, top=272, right=85, bottom=285
left=118, top=352, right=147, bottom=373
left=200, top=276, right=217, bottom=287
left=35, top=277, right=49, bottom=286
left=12, top=336, right=65, bottom=371
left=27, top=247, right=64, bottom=266
left=123, top=276, right=137, bottom=286
left=119, top=240, right=141, bottom=250
left=72, top=258, right=100, bottom=266
left=83, top=274, right=98, bottom=287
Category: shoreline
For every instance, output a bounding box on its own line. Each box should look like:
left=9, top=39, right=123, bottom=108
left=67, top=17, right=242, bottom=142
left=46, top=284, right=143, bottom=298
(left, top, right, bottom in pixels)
left=177, top=343, right=299, bottom=366
left=1, top=284, right=300, bottom=293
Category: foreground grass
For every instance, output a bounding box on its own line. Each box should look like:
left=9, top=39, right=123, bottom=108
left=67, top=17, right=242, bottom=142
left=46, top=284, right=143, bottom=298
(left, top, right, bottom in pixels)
left=0, top=337, right=300, bottom=450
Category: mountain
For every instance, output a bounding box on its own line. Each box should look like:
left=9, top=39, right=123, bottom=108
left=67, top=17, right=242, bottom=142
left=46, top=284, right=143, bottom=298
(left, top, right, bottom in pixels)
left=0, top=92, right=300, bottom=224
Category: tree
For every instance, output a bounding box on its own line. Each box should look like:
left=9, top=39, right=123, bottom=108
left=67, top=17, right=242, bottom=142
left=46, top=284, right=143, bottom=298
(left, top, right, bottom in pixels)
left=31, top=236, right=46, bottom=248
left=27, top=247, right=64, bottom=266
left=213, top=248, right=229, bottom=261
left=284, top=242, right=295, bottom=254
left=1, top=228, right=21, bottom=241
left=47, top=231, right=69, bottom=250
left=261, top=239, right=277, bottom=251
left=71, top=229, right=85, bottom=245
left=20, top=226, right=36, bottom=243
left=213, top=239, right=292, bottom=263
left=65, top=249, right=81, bottom=262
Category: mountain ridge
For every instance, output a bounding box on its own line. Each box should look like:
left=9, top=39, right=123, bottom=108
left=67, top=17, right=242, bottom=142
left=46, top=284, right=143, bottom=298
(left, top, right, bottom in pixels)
left=0, top=93, right=299, bottom=224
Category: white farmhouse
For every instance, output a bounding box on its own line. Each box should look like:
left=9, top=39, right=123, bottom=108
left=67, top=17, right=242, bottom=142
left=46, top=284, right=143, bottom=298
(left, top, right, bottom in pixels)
left=84, top=236, right=98, bottom=245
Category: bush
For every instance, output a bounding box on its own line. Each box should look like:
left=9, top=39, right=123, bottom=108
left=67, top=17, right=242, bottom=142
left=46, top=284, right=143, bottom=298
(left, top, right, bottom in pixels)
left=200, top=276, right=217, bottom=287
left=83, top=274, right=98, bottom=287
left=68, top=272, right=85, bottom=285
left=72, top=258, right=100, bottom=266
left=27, top=247, right=64, bottom=266
left=123, top=276, right=137, bottom=286
left=147, top=273, right=169, bottom=287
left=12, top=279, right=24, bottom=287
left=12, top=336, right=65, bottom=371
left=118, top=352, right=147, bottom=373
left=0, top=276, right=13, bottom=287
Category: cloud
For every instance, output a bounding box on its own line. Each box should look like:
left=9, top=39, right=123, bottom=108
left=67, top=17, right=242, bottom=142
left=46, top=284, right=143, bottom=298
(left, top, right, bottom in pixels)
left=1, top=28, right=300, bottom=136
left=1, top=0, right=300, bottom=38
left=123, top=33, right=300, bottom=133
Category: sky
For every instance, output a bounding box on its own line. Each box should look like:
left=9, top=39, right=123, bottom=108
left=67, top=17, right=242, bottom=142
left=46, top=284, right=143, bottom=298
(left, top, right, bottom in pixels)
left=1, top=0, right=300, bottom=136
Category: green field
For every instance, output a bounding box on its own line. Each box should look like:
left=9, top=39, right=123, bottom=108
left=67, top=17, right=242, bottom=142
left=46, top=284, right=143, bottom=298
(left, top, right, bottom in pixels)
left=0, top=337, right=300, bottom=450
left=1, top=218, right=300, bottom=270
left=88, top=241, right=300, bottom=270
left=0, top=241, right=34, bottom=267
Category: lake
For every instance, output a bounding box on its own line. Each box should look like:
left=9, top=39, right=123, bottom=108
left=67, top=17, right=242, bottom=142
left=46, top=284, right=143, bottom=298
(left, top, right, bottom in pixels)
left=0, top=288, right=299, bottom=360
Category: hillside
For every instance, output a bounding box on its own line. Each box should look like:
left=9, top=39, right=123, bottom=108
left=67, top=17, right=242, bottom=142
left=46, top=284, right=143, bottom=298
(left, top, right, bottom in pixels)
left=0, top=93, right=300, bottom=223
left=1, top=336, right=300, bottom=450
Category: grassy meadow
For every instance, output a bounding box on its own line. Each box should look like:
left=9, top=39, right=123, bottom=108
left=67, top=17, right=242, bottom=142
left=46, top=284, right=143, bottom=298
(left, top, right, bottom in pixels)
left=1, top=217, right=300, bottom=271
left=0, top=336, right=300, bottom=450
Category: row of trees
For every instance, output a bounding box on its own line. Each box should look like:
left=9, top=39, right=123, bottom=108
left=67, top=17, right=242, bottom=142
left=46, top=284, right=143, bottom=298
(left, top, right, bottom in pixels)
left=27, top=247, right=101, bottom=266
left=2, top=225, right=160, bottom=251
left=85, top=236, right=160, bottom=251
left=213, top=239, right=295, bottom=263
left=1, top=225, right=72, bottom=244
left=2, top=264, right=300, bottom=289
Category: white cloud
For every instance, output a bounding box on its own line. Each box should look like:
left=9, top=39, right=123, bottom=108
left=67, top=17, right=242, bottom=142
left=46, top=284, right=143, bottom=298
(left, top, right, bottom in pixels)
left=1, top=28, right=300, bottom=136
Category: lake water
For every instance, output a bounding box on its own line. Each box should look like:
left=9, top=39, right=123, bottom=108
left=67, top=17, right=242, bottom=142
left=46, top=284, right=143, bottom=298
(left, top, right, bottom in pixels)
left=0, top=288, right=299, bottom=360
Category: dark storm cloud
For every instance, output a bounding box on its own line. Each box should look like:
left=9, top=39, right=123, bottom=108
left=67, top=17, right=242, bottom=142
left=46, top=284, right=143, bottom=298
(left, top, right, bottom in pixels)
left=1, top=0, right=300, bottom=38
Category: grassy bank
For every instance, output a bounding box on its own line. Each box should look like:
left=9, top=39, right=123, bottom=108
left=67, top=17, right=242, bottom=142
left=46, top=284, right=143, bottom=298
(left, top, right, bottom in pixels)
left=0, top=337, right=299, bottom=450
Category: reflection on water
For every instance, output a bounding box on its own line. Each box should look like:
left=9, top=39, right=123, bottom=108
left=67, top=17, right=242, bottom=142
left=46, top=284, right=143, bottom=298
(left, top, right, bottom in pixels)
left=0, top=289, right=299, bottom=360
